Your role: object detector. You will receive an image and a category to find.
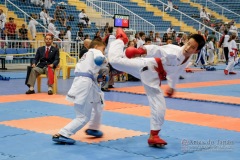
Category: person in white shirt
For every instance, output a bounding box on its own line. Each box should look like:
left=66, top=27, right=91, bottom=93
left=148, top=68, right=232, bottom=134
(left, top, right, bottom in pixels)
left=28, top=17, right=39, bottom=40
left=48, top=19, right=60, bottom=39
left=30, top=0, right=43, bottom=6
left=40, top=8, right=48, bottom=26
left=200, top=8, right=210, bottom=22
left=63, top=26, right=72, bottom=53
left=136, top=31, right=145, bottom=48
left=207, top=38, right=215, bottom=65
left=165, top=0, right=173, bottom=12
left=224, top=34, right=238, bottom=75
left=0, top=9, right=6, bottom=30
left=78, top=9, right=90, bottom=28
left=229, top=23, right=238, bottom=36
left=44, top=0, right=52, bottom=9
left=52, top=40, right=107, bottom=144
left=167, top=26, right=174, bottom=34
left=108, top=28, right=205, bottom=147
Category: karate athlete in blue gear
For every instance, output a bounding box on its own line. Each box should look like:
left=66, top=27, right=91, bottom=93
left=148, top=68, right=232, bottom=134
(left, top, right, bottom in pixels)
left=52, top=40, right=108, bottom=144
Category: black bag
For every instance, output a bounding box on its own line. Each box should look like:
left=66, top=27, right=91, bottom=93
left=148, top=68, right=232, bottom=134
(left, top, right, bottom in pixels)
left=25, top=66, right=32, bottom=87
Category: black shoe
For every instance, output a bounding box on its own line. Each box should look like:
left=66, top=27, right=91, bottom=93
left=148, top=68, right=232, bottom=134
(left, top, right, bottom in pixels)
left=108, top=85, right=114, bottom=88
left=26, top=89, right=35, bottom=94
left=48, top=90, right=53, bottom=95
left=101, top=88, right=110, bottom=92
left=179, top=76, right=185, bottom=79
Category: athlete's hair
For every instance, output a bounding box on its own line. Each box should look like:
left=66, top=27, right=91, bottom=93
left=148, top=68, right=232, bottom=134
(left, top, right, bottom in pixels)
left=189, top=34, right=205, bottom=50
left=89, top=39, right=105, bottom=49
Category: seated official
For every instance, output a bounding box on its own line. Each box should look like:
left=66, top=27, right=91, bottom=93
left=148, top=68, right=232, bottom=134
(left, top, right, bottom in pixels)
left=25, top=33, right=60, bottom=95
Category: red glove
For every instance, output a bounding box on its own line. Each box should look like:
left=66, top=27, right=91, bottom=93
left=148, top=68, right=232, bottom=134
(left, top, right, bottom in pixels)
left=116, top=28, right=129, bottom=45
left=125, top=47, right=146, bottom=58
left=230, top=52, right=234, bottom=57
left=165, top=87, right=174, bottom=97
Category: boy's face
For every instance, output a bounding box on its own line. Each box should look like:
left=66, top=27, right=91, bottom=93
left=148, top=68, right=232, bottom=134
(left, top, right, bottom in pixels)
left=182, top=38, right=199, bottom=57
left=95, top=45, right=105, bottom=54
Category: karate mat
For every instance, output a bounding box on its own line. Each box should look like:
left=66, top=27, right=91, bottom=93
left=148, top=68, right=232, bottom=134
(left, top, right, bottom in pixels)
left=0, top=68, right=240, bottom=160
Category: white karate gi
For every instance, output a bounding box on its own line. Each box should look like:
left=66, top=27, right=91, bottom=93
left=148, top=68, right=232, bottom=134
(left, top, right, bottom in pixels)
left=165, top=0, right=173, bottom=12
left=40, top=10, right=47, bottom=26
left=207, top=41, right=215, bottom=64
left=0, top=12, right=6, bottom=29
left=44, top=0, right=52, bottom=9
left=28, top=19, right=38, bottom=40
left=59, top=49, right=107, bottom=137
left=63, top=30, right=71, bottom=53
left=226, top=39, right=238, bottom=72
left=108, top=40, right=190, bottom=130
left=48, top=22, right=59, bottom=38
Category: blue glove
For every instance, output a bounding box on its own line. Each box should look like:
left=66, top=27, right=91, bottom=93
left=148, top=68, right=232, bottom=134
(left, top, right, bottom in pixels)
left=97, top=74, right=109, bottom=82
left=94, top=56, right=105, bottom=66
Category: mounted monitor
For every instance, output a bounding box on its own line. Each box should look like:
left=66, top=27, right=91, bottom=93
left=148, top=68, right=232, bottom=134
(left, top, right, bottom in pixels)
left=114, top=14, right=129, bottom=28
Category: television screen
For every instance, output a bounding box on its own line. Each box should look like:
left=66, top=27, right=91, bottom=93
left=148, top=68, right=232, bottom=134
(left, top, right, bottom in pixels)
left=114, top=14, right=129, bottom=28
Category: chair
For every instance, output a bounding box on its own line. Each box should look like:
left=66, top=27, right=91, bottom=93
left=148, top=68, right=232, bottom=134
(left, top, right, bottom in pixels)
left=36, top=67, right=60, bottom=94
left=5, top=48, right=17, bottom=54
left=60, top=51, right=77, bottom=80
left=17, top=48, right=28, bottom=54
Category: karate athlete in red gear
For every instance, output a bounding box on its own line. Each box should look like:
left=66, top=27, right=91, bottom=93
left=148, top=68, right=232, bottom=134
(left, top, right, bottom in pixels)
left=224, top=34, right=238, bottom=75
left=108, top=28, right=205, bottom=147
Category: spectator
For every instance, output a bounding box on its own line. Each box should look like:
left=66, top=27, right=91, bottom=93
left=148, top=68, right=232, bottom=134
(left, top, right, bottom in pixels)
left=154, top=32, right=162, bottom=46
left=145, top=37, right=152, bottom=45
left=63, top=26, right=72, bottom=53
left=44, top=0, right=52, bottom=9
left=165, top=0, right=173, bottom=12
left=58, top=30, right=65, bottom=40
left=171, top=30, right=177, bottom=44
left=28, top=17, right=39, bottom=40
left=84, top=34, right=90, bottom=40
left=133, top=32, right=139, bottom=48
left=78, top=9, right=90, bottom=28
left=221, top=30, right=230, bottom=65
left=162, top=33, right=168, bottom=43
left=54, top=6, right=67, bottom=27
left=93, top=30, right=102, bottom=41
left=76, top=27, right=84, bottom=41
left=79, top=39, right=91, bottom=59
left=166, top=38, right=173, bottom=44
left=207, top=37, right=215, bottom=65
left=200, top=8, right=210, bottom=24
left=30, top=0, right=43, bottom=7
left=5, top=17, right=17, bottom=41
left=0, top=9, right=6, bottom=30
left=136, top=31, right=145, bottom=48
left=167, top=25, right=174, bottom=33
left=127, top=40, right=135, bottom=48
left=45, top=10, right=53, bottom=26
left=40, top=8, right=48, bottom=27
left=219, top=23, right=226, bottom=34
left=18, top=24, right=28, bottom=40
left=48, top=19, right=60, bottom=39
left=229, top=22, right=238, bottom=36
left=147, top=31, right=154, bottom=41
left=103, top=22, right=109, bottom=35
left=180, top=33, right=188, bottom=46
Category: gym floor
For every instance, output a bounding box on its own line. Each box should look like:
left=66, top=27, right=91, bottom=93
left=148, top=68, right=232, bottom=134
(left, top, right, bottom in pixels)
left=0, top=64, right=239, bottom=160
